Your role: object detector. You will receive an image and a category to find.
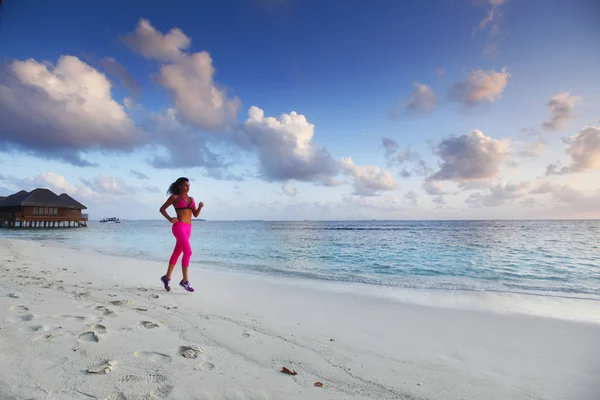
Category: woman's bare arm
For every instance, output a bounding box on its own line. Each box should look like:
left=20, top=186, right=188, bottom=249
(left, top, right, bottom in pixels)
left=160, top=194, right=178, bottom=222
left=193, top=201, right=204, bottom=218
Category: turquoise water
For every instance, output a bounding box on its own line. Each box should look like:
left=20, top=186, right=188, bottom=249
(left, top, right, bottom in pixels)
left=1, top=220, right=599, bottom=300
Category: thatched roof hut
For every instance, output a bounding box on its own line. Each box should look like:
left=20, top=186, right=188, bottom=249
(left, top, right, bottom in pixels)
left=0, top=188, right=88, bottom=228
left=0, top=189, right=87, bottom=209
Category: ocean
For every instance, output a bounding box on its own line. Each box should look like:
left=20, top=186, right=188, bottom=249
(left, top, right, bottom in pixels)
left=1, top=220, right=599, bottom=301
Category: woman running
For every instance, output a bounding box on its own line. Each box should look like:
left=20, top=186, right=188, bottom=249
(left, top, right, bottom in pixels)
left=159, top=177, right=204, bottom=292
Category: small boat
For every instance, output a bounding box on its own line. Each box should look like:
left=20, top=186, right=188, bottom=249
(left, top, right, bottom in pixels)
left=99, top=217, right=121, bottom=223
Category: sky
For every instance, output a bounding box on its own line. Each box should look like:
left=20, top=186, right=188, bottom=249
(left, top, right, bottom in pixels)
left=0, top=0, right=599, bottom=220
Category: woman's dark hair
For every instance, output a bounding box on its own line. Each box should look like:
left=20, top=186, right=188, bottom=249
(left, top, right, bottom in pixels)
left=167, top=177, right=189, bottom=195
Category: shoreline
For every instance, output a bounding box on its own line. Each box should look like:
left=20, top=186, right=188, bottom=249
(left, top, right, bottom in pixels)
left=5, top=236, right=600, bottom=326
left=2, top=220, right=598, bottom=311
left=1, top=238, right=599, bottom=399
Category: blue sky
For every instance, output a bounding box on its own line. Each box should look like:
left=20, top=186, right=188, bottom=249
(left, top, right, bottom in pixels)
left=0, top=0, right=599, bottom=220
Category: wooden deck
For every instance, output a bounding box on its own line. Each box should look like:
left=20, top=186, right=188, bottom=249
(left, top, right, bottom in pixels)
left=0, top=212, right=88, bottom=228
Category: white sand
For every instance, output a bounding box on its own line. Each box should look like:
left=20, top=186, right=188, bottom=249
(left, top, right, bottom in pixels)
left=0, top=238, right=599, bottom=400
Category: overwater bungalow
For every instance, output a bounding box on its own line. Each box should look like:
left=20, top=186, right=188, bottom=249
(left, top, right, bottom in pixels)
left=0, top=188, right=88, bottom=228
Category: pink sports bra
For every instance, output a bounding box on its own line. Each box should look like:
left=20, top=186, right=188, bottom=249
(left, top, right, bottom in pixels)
left=174, top=195, right=195, bottom=210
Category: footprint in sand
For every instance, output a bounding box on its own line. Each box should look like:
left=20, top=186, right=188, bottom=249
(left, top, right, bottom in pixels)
left=29, top=325, right=45, bottom=332
left=29, top=325, right=61, bottom=333
left=21, top=314, right=35, bottom=321
left=73, top=292, right=94, bottom=300
left=134, top=351, right=172, bottom=364
left=149, top=385, right=174, bottom=399
left=196, top=362, right=215, bottom=371
left=178, top=346, right=203, bottom=359
left=241, top=330, right=263, bottom=345
left=149, top=294, right=160, bottom=299
left=61, top=315, right=86, bottom=322
left=119, top=374, right=168, bottom=383
left=110, top=300, right=130, bottom=307
left=86, top=360, right=118, bottom=374
left=138, top=288, right=148, bottom=292
left=91, top=324, right=107, bottom=334
left=96, top=306, right=115, bottom=316
left=140, top=321, right=159, bottom=329
left=78, top=332, right=99, bottom=343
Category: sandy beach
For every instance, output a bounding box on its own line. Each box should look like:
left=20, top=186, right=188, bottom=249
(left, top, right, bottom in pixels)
left=0, top=237, right=599, bottom=400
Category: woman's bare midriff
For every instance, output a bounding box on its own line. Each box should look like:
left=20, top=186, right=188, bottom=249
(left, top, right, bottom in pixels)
left=176, top=209, right=193, bottom=224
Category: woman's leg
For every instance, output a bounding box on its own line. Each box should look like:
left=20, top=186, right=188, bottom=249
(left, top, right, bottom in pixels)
left=166, top=241, right=182, bottom=279
left=182, top=224, right=192, bottom=282
left=178, top=224, right=194, bottom=292
left=161, top=223, right=185, bottom=291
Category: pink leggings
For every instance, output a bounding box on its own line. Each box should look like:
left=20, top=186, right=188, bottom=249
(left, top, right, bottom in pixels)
left=169, top=222, right=192, bottom=267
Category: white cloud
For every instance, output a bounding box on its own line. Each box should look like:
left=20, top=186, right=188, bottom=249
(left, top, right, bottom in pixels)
left=546, top=126, right=600, bottom=174
left=389, top=83, right=436, bottom=118
left=240, top=106, right=339, bottom=183
left=397, top=148, right=430, bottom=177
left=478, top=0, right=507, bottom=32
left=451, top=68, right=510, bottom=106
left=529, top=180, right=554, bottom=195
left=475, top=0, right=508, bottom=58
left=422, top=180, right=446, bottom=195
left=94, top=56, right=140, bottom=95
left=465, top=181, right=529, bottom=207
left=145, top=108, right=228, bottom=171
left=565, top=126, right=600, bottom=171
left=3, top=172, right=98, bottom=199
left=406, top=83, right=436, bottom=113
left=542, top=92, right=580, bottom=131
left=121, top=19, right=337, bottom=184
left=519, top=198, right=539, bottom=208
left=516, top=138, right=546, bottom=159
left=121, top=18, right=191, bottom=62
left=130, top=169, right=150, bottom=180
left=342, top=194, right=405, bottom=212
left=158, top=52, right=242, bottom=131
left=340, top=157, right=398, bottom=196
left=404, top=190, right=419, bottom=206
left=322, top=177, right=342, bottom=187
left=122, top=18, right=241, bottom=132
left=80, top=175, right=136, bottom=195
left=432, top=195, right=446, bottom=206
left=382, top=137, right=400, bottom=159
left=549, top=184, right=600, bottom=216
left=0, top=55, right=141, bottom=165
left=458, top=180, right=494, bottom=191
left=124, top=97, right=134, bottom=109
left=428, top=129, right=510, bottom=182
left=383, top=143, right=430, bottom=177
left=281, top=183, right=298, bottom=197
